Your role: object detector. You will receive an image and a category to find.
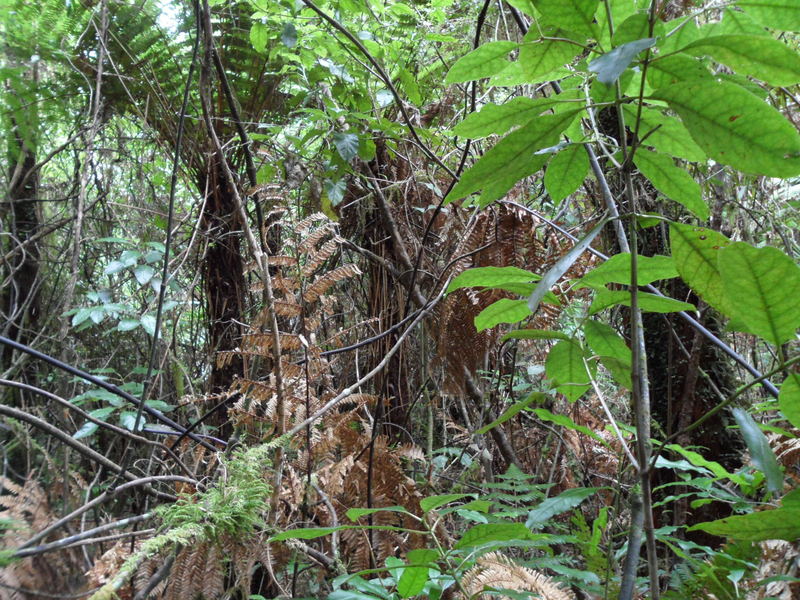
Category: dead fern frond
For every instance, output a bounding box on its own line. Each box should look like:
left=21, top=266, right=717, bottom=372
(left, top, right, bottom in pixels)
left=303, top=264, right=362, bottom=304
left=295, top=212, right=330, bottom=233
left=302, top=237, right=340, bottom=277
left=460, top=552, right=575, bottom=600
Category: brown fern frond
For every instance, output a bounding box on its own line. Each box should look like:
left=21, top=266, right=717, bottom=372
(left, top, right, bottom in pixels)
left=298, top=221, right=334, bottom=254
left=460, top=552, right=575, bottom=600
left=303, top=264, right=362, bottom=304
left=302, top=238, right=340, bottom=277
left=268, top=255, right=298, bottom=267
left=295, top=212, right=330, bottom=233
left=242, top=332, right=304, bottom=354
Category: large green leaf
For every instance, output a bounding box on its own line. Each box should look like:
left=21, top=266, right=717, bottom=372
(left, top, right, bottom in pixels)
left=544, top=144, right=589, bottom=202
left=474, top=299, right=531, bottom=332
left=589, top=38, right=656, bottom=85
left=447, top=266, right=539, bottom=293
left=623, top=104, right=707, bottom=162
left=651, top=80, right=800, bottom=177
left=520, top=31, right=581, bottom=81
left=588, top=290, right=695, bottom=315
left=646, top=54, right=714, bottom=89
left=545, top=339, right=591, bottom=402
left=475, top=392, right=545, bottom=435
left=527, top=216, right=608, bottom=313
left=534, top=0, right=598, bottom=37
left=397, top=548, right=438, bottom=598
left=420, top=494, right=473, bottom=513
left=732, top=408, right=783, bottom=493
left=583, top=320, right=632, bottom=389
left=451, top=96, right=568, bottom=139
left=346, top=506, right=411, bottom=522
left=579, top=253, right=678, bottom=288
left=454, top=523, right=533, bottom=549
left=689, top=508, right=800, bottom=541
left=526, top=487, right=598, bottom=528
left=533, top=407, right=607, bottom=444
left=718, top=242, right=800, bottom=344
left=445, top=110, right=582, bottom=203
left=669, top=222, right=733, bottom=316
left=682, top=35, right=800, bottom=86
left=779, top=374, right=800, bottom=430
left=444, top=41, right=518, bottom=84
left=633, top=149, right=708, bottom=219
left=738, top=0, right=800, bottom=31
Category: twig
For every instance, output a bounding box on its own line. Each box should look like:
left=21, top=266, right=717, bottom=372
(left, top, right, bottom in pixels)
left=14, top=513, right=154, bottom=558
left=19, top=475, right=196, bottom=550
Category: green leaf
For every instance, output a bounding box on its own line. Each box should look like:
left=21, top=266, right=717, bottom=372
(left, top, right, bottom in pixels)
left=633, top=149, right=708, bottom=219
left=475, top=392, right=545, bottom=435
left=270, top=525, right=413, bottom=542
left=446, top=110, right=582, bottom=203
left=779, top=374, right=800, bottom=430
left=332, top=132, right=359, bottom=162
left=444, top=41, right=518, bottom=84
left=420, top=494, right=473, bottom=513
left=738, top=0, right=800, bottom=31
left=72, top=307, right=94, bottom=327
left=398, top=67, right=421, bottom=106
left=583, top=320, right=632, bottom=389
left=665, top=443, right=747, bottom=486
left=501, top=329, right=570, bottom=342
left=271, top=527, right=342, bottom=541
left=534, top=0, right=598, bottom=37
left=346, top=506, right=411, bottom=522
left=520, top=33, right=581, bottom=81
left=545, top=339, right=591, bottom=402
left=328, top=588, right=386, bottom=600
left=681, top=35, right=800, bottom=86
left=119, top=411, right=141, bottom=431
left=281, top=22, right=298, bottom=48
left=646, top=54, right=713, bottom=89
left=580, top=253, right=678, bottom=287
left=397, top=549, right=438, bottom=598
left=544, top=144, right=589, bottom=202
left=718, top=243, right=800, bottom=344
left=140, top=314, right=157, bottom=336
left=88, top=406, right=116, bottom=420
left=610, top=12, right=651, bottom=45
left=452, top=96, right=569, bottom=139
left=589, top=290, right=695, bottom=315
left=589, top=38, right=657, bottom=85
left=532, top=408, right=607, bottom=444
left=250, top=22, right=268, bottom=53
left=732, top=408, right=783, bottom=493
left=454, top=523, right=532, bottom=549
left=651, top=80, right=800, bottom=177
left=134, top=264, right=155, bottom=285
left=104, top=260, right=128, bottom=275
left=669, top=223, right=735, bottom=316
left=73, top=421, right=99, bottom=440
left=622, top=104, right=707, bottom=162
left=447, top=266, right=539, bottom=293
left=689, top=508, right=800, bottom=541
left=527, top=216, right=609, bottom=313
left=474, top=299, right=531, bottom=332
left=526, top=487, right=598, bottom=528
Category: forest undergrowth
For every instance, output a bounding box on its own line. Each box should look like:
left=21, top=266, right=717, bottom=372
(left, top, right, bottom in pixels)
left=2, top=0, right=800, bottom=599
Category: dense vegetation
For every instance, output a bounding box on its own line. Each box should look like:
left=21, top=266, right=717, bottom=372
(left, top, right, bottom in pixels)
left=2, top=0, right=800, bottom=598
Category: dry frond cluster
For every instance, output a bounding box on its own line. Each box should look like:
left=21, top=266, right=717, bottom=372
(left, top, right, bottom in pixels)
left=460, top=552, right=576, bottom=600
left=0, top=477, right=83, bottom=599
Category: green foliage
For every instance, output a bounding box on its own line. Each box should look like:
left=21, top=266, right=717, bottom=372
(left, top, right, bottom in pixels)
left=158, top=444, right=273, bottom=538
